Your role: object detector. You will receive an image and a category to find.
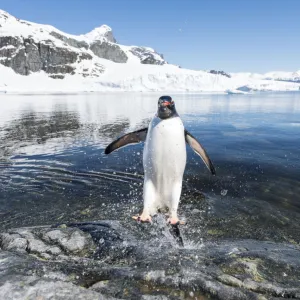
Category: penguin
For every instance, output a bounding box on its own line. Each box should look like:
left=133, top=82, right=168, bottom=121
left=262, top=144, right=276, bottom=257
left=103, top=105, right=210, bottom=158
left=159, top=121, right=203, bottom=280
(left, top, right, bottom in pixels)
left=105, top=95, right=216, bottom=225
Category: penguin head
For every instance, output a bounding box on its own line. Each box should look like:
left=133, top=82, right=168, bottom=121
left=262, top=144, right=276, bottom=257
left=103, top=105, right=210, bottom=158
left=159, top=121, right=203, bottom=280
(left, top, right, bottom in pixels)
left=157, top=95, right=177, bottom=119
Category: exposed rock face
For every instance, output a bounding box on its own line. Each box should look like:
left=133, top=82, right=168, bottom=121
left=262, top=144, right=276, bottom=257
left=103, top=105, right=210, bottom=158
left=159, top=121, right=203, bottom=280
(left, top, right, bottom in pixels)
left=90, top=40, right=128, bottom=63
left=49, top=31, right=89, bottom=50
left=209, top=70, right=231, bottom=78
left=0, top=36, right=89, bottom=77
left=130, top=47, right=166, bottom=65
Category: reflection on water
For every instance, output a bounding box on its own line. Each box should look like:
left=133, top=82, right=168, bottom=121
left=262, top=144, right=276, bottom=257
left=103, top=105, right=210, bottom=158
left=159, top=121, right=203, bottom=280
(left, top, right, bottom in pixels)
left=0, top=92, right=300, bottom=242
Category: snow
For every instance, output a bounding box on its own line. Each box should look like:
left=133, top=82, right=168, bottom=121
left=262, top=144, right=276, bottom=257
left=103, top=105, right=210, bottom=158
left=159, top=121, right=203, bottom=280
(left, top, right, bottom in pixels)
left=0, top=9, right=300, bottom=94
left=226, top=89, right=249, bottom=95
left=1, top=61, right=299, bottom=94
left=82, top=25, right=114, bottom=42
left=231, top=70, right=300, bottom=83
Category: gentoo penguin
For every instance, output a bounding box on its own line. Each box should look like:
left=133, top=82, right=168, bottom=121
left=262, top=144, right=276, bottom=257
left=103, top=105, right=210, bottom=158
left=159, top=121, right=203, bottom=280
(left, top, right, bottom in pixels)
left=105, top=95, right=215, bottom=225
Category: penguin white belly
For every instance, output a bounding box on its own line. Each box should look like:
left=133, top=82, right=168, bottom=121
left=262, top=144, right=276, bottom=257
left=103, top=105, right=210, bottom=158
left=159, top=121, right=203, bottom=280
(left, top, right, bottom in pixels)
left=142, top=116, right=186, bottom=216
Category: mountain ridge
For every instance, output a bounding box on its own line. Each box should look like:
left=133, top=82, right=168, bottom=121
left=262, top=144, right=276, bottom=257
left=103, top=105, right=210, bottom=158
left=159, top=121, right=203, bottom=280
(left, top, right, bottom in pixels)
left=0, top=10, right=299, bottom=93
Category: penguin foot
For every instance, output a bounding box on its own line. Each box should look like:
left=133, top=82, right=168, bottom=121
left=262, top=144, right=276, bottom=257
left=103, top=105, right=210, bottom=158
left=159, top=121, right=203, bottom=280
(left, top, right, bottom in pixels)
left=132, top=215, right=152, bottom=223
left=167, top=217, right=186, bottom=226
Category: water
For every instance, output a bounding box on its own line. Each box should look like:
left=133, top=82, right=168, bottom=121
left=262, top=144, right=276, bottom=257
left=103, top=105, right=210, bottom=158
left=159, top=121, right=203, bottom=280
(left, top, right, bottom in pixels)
left=0, top=92, right=300, bottom=243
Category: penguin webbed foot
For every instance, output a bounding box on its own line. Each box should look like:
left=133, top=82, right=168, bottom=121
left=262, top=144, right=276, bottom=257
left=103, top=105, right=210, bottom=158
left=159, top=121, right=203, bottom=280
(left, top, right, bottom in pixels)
left=167, top=217, right=186, bottom=226
left=132, top=215, right=152, bottom=224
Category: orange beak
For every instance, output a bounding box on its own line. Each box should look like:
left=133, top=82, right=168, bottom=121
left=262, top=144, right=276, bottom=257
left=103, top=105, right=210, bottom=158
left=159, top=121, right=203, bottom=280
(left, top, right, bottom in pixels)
left=162, top=102, right=171, bottom=106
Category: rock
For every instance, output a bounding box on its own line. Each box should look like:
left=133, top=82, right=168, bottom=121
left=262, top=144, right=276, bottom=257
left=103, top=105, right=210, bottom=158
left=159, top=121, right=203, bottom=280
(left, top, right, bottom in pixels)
left=27, top=239, right=62, bottom=256
left=0, top=276, right=113, bottom=300
left=50, top=31, right=89, bottom=49
left=0, top=227, right=96, bottom=258
left=0, top=35, right=126, bottom=76
left=24, top=38, right=42, bottom=72
left=49, top=74, right=65, bottom=79
left=1, top=222, right=300, bottom=299
left=11, top=46, right=27, bottom=75
left=0, top=36, right=88, bottom=77
left=209, top=70, right=231, bottom=78
left=90, top=40, right=128, bottom=63
left=0, top=233, right=27, bottom=252
left=39, top=43, right=79, bottom=66
left=42, top=228, right=95, bottom=256
left=130, top=47, right=165, bottom=65
left=45, top=64, right=75, bottom=75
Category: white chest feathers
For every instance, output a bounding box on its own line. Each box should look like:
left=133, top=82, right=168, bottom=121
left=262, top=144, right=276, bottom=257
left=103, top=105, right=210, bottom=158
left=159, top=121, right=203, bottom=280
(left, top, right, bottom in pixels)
left=143, top=116, right=187, bottom=182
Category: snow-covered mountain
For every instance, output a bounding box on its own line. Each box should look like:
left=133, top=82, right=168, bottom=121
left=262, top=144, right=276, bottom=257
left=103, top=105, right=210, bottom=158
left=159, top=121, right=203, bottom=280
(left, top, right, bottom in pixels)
left=0, top=10, right=165, bottom=78
left=263, top=71, right=300, bottom=83
left=230, top=71, right=300, bottom=84
left=0, top=9, right=299, bottom=93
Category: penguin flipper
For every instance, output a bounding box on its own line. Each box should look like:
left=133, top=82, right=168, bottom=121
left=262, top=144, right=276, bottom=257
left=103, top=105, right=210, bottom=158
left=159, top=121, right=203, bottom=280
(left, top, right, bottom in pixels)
left=184, top=130, right=216, bottom=175
left=105, top=128, right=148, bottom=154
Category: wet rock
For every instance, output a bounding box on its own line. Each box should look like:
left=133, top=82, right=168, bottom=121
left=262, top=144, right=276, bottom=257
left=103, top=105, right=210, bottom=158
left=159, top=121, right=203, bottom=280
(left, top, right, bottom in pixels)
left=0, top=275, right=113, bottom=300
left=66, top=221, right=141, bottom=263
left=0, top=226, right=96, bottom=258
left=0, top=222, right=300, bottom=299
left=0, top=233, right=27, bottom=252
left=42, top=228, right=95, bottom=256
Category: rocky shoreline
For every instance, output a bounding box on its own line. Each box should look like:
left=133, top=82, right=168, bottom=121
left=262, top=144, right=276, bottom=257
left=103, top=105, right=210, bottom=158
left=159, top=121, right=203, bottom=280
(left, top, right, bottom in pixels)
left=1, top=220, right=300, bottom=300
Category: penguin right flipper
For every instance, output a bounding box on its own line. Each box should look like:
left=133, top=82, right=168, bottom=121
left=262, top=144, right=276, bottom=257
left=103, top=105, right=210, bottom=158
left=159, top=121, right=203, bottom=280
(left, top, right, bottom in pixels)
left=105, top=128, right=148, bottom=154
left=184, top=130, right=216, bottom=175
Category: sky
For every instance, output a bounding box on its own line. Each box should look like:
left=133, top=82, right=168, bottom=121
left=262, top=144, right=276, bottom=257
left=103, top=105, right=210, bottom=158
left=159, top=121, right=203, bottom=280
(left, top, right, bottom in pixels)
left=0, top=0, right=299, bottom=73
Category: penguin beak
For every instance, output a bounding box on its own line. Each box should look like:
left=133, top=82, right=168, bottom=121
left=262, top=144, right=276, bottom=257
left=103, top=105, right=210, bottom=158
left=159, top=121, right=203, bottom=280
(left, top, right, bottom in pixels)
left=161, top=101, right=173, bottom=107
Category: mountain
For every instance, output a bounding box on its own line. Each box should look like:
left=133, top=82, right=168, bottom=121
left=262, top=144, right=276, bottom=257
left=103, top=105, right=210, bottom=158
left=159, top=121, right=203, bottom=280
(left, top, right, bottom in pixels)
left=0, top=9, right=299, bottom=93
left=0, top=10, right=165, bottom=79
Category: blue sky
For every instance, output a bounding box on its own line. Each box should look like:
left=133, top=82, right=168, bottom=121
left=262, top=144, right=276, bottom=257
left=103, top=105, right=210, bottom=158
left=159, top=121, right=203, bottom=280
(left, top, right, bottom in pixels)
left=1, top=0, right=299, bottom=73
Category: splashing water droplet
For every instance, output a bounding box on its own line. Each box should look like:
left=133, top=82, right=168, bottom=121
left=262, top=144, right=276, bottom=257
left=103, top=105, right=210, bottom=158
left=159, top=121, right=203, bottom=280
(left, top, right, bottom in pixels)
left=221, top=189, right=228, bottom=196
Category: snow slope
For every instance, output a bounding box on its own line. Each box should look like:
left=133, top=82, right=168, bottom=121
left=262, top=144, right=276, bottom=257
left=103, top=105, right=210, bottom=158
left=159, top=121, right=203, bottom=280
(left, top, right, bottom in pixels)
left=0, top=9, right=299, bottom=94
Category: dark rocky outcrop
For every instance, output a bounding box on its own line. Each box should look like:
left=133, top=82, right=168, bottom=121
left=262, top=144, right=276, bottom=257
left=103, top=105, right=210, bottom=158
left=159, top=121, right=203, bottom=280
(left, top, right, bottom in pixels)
left=209, top=70, right=231, bottom=78
left=130, top=47, right=165, bottom=65
left=49, top=31, right=89, bottom=50
left=0, top=36, right=85, bottom=77
left=90, top=40, right=128, bottom=63
left=1, top=221, right=300, bottom=299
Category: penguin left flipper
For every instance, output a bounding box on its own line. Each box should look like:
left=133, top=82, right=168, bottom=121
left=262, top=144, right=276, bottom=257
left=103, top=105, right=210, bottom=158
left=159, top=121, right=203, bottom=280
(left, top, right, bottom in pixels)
left=184, top=130, right=216, bottom=175
left=105, top=128, right=148, bottom=154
